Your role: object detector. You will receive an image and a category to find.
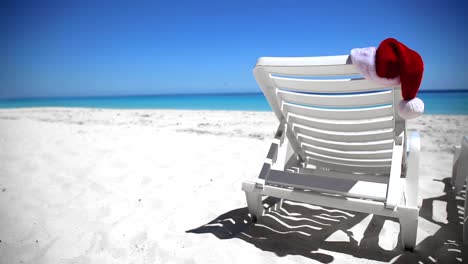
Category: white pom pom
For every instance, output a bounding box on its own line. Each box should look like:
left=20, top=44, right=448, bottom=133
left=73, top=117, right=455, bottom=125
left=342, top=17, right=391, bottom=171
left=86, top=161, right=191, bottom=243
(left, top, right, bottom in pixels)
left=397, top=98, right=424, bottom=119
left=350, top=47, right=400, bottom=86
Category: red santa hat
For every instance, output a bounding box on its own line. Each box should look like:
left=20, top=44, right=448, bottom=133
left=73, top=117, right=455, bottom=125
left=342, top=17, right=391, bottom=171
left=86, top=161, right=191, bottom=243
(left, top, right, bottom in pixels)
left=350, top=38, right=424, bottom=119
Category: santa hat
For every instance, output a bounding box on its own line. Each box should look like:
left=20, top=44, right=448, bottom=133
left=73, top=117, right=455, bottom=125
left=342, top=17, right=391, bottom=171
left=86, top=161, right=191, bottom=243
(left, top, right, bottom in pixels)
left=350, top=38, right=424, bottom=119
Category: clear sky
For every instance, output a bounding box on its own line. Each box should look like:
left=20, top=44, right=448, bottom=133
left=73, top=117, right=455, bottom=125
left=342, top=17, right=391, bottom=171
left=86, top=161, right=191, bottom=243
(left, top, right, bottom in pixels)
left=1, top=0, right=467, bottom=99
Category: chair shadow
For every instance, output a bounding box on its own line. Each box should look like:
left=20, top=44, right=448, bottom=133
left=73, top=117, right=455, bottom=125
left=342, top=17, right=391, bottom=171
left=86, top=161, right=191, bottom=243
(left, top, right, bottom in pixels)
left=187, top=178, right=467, bottom=263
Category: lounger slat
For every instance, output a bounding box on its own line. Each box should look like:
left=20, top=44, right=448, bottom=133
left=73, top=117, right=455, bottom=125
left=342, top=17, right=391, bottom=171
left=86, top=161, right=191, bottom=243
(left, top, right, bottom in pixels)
left=282, top=102, right=393, bottom=120
left=302, top=143, right=393, bottom=159
left=277, top=89, right=394, bottom=108
left=287, top=114, right=394, bottom=133
left=305, top=151, right=392, bottom=166
left=299, top=167, right=390, bottom=184
left=293, top=125, right=395, bottom=143
left=297, top=134, right=394, bottom=151
left=262, top=65, right=359, bottom=76
left=257, top=55, right=353, bottom=67
left=272, top=76, right=390, bottom=93
left=306, top=157, right=391, bottom=174
left=266, top=169, right=387, bottom=201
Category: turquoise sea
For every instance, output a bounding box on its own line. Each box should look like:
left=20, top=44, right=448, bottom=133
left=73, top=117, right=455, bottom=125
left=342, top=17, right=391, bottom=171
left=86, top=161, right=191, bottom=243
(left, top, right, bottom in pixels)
left=0, top=91, right=467, bottom=114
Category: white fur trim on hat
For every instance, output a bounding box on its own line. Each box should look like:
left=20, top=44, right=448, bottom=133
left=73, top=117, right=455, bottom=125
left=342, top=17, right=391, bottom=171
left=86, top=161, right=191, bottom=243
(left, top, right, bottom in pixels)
left=350, top=47, right=400, bottom=86
left=397, top=97, right=424, bottom=119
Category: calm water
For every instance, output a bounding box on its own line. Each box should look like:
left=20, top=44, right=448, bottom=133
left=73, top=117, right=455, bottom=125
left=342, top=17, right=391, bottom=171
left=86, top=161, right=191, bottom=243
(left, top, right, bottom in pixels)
left=0, top=91, right=467, bottom=114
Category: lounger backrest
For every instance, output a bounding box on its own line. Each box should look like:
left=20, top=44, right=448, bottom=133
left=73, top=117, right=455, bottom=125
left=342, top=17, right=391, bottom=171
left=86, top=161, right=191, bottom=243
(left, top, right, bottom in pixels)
left=254, top=56, right=406, bottom=175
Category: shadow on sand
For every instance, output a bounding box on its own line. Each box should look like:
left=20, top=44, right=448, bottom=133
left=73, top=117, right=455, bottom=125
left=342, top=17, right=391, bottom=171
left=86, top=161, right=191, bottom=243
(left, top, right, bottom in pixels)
left=187, top=178, right=466, bottom=263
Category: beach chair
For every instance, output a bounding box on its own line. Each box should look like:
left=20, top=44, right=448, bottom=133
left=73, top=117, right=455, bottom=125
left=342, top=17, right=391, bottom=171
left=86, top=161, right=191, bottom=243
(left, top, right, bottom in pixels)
left=242, top=56, right=421, bottom=250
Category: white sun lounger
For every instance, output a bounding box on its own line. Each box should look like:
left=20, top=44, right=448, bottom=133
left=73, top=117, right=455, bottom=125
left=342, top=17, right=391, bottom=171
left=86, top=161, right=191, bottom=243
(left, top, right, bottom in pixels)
left=242, top=55, right=421, bottom=250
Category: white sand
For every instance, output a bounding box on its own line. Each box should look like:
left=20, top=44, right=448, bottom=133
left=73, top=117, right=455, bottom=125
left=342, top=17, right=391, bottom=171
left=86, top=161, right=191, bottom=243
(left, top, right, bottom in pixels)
left=0, top=108, right=467, bottom=264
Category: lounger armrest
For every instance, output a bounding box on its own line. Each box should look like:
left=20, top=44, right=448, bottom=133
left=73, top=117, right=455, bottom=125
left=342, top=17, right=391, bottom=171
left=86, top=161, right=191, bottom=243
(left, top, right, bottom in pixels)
left=251, top=123, right=286, bottom=182
left=270, top=122, right=296, bottom=171
left=405, top=130, right=420, bottom=207
left=452, top=136, right=468, bottom=193
left=385, top=133, right=405, bottom=209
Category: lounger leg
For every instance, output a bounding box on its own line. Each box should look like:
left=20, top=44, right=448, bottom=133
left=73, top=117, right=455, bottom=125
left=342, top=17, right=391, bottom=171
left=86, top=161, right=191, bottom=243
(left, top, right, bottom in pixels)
left=242, top=181, right=264, bottom=221
left=272, top=198, right=284, bottom=212
left=245, top=191, right=263, bottom=221
left=399, top=207, right=419, bottom=251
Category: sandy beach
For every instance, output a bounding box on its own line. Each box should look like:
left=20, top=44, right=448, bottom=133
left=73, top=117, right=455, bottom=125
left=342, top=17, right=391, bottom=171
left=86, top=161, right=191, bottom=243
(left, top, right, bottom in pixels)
left=0, top=108, right=467, bottom=264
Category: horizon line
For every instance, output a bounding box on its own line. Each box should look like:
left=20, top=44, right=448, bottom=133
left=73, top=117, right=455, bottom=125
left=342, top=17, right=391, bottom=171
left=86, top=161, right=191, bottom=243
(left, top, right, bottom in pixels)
left=1, top=89, right=468, bottom=100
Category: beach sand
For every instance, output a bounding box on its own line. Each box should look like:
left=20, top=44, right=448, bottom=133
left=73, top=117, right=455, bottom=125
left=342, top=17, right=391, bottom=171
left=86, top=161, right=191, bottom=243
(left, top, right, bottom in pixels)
left=0, top=108, right=467, bottom=263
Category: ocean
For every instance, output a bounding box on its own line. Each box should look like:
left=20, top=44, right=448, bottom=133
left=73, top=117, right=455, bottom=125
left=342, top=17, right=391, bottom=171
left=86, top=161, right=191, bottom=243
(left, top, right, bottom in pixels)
left=0, top=91, right=467, bottom=114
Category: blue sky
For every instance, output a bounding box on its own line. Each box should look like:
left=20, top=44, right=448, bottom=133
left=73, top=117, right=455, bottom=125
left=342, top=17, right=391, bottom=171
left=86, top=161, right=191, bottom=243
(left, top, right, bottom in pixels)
left=1, top=0, right=467, bottom=99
